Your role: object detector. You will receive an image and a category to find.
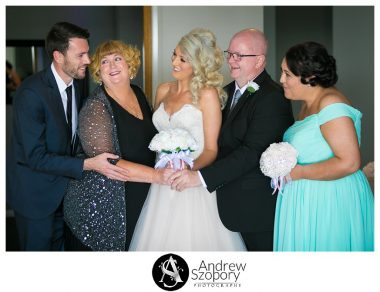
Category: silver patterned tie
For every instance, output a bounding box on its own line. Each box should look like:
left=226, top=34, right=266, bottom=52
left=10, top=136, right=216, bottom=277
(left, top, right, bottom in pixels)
left=230, top=90, right=242, bottom=111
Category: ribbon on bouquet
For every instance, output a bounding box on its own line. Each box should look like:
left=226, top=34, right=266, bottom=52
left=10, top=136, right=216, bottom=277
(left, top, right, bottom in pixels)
left=154, top=149, right=194, bottom=170
left=270, top=176, right=285, bottom=195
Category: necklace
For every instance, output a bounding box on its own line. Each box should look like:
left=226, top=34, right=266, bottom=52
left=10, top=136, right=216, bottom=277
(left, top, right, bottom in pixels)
left=106, top=87, right=143, bottom=119
left=119, top=99, right=143, bottom=119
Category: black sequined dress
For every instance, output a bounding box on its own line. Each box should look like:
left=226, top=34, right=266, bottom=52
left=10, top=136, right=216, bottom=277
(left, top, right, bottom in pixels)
left=64, top=85, right=156, bottom=251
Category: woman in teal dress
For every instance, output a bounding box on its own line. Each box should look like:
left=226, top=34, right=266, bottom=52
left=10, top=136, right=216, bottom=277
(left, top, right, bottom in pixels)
left=274, top=42, right=374, bottom=251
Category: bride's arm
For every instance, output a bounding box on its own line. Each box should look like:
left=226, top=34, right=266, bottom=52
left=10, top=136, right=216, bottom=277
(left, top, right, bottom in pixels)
left=192, top=88, right=221, bottom=170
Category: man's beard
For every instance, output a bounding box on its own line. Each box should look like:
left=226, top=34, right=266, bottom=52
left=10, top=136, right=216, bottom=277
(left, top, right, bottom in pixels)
left=63, top=61, right=86, bottom=80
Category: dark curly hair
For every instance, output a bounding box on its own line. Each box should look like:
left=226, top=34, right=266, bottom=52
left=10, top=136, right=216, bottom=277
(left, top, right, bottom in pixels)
left=285, top=41, right=338, bottom=88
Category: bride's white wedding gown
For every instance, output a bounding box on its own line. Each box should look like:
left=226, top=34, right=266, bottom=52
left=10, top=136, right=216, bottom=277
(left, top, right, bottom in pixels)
left=129, top=103, right=247, bottom=251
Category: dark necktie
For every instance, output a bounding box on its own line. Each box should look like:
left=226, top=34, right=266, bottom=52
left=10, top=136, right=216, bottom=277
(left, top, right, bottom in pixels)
left=230, top=90, right=242, bottom=111
left=65, top=85, right=73, bottom=141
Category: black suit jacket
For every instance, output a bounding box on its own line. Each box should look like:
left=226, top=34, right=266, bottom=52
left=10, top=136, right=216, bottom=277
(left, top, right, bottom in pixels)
left=201, top=70, right=294, bottom=233
left=7, top=67, right=84, bottom=219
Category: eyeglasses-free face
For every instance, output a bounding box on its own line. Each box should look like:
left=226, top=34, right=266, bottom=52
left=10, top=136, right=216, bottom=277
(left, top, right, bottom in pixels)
left=171, top=49, right=190, bottom=63
left=171, top=46, right=193, bottom=81
left=223, top=50, right=260, bottom=62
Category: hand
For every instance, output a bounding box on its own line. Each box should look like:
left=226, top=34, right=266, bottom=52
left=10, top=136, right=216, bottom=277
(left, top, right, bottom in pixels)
left=165, top=160, right=189, bottom=170
left=283, top=173, right=292, bottom=184
left=154, top=168, right=176, bottom=185
left=289, top=164, right=302, bottom=181
left=169, top=169, right=201, bottom=191
left=165, top=160, right=173, bottom=169
left=180, top=160, right=190, bottom=170
left=84, top=153, right=129, bottom=181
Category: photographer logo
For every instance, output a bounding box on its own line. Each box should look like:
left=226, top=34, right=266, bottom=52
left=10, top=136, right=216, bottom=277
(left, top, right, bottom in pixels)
left=152, top=253, right=189, bottom=291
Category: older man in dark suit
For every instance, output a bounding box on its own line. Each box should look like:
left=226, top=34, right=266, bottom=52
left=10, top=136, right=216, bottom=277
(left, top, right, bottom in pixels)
left=7, top=22, right=129, bottom=251
left=170, top=28, right=294, bottom=251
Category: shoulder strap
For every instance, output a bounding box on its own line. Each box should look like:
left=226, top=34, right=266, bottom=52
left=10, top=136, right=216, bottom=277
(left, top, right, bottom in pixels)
left=317, top=103, right=361, bottom=126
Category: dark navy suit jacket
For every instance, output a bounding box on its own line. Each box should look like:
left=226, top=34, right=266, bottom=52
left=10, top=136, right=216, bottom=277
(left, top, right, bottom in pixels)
left=7, top=66, right=84, bottom=219
left=201, top=70, right=294, bottom=233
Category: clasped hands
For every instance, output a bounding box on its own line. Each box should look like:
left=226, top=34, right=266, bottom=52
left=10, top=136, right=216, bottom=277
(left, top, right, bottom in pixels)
left=157, top=161, right=201, bottom=191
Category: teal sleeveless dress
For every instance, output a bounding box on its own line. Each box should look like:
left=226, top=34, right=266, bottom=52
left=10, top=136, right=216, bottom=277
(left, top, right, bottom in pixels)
left=273, top=103, right=374, bottom=251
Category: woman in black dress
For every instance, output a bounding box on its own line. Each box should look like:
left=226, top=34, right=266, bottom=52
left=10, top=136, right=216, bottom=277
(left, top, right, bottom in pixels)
left=64, top=40, right=173, bottom=251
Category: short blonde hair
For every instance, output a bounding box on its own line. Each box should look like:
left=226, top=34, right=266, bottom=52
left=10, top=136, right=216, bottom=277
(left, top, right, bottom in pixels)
left=178, top=28, right=227, bottom=107
left=89, top=40, right=141, bottom=84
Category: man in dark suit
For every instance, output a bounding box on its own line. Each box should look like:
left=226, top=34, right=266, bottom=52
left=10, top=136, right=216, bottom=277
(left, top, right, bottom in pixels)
left=170, top=28, right=294, bottom=251
left=7, top=22, right=129, bottom=251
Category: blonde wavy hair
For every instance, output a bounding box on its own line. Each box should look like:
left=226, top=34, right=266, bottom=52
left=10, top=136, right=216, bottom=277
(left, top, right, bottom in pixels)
left=178, top=28, right=227, bottom=107
left=89, top=40, right=141, bottom=84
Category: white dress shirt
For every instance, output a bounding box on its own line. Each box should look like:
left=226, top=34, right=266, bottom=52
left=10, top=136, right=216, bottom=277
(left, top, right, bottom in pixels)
left=51, top=63, right=78, bottom=140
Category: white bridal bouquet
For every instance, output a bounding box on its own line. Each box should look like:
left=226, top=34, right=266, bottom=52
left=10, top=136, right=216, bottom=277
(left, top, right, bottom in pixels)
left=259, top=142, right=298, bottom=194
left=149, top=128, right=199, bottom=170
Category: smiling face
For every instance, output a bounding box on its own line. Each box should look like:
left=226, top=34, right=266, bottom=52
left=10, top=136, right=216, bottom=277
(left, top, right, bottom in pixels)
left=60, top=37, right=90, bottom=81
left=226, top=30, right=266, bottom=87
left=280, top=58, right=307, bottom=100
left=171, top=46, right=193, bottom=81
left=99, top=53, right=130, bottom=87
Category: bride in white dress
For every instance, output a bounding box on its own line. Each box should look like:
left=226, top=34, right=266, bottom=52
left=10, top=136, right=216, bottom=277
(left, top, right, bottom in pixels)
left=129, top=29, right=246, bottom=251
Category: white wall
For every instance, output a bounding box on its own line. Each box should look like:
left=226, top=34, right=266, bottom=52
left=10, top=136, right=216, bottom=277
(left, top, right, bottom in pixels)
left=152, top=6, right=264, bottom=98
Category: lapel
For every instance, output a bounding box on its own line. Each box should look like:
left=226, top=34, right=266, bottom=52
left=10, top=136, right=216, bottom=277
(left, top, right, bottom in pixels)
left=44, top=67, right=72, bottom=155
left=227, top=89, right=252, bottom=121
left=222, top=82, right=235, bottom=124
left=221, top=70, right=269, bottom=132
left=45, top=67, right=69, bottom=133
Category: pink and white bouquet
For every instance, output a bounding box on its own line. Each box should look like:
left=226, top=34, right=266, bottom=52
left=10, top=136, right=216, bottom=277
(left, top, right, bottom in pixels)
left=149, top=128, right=198, bottom=170
left=260, top=142, right=298, bottom=194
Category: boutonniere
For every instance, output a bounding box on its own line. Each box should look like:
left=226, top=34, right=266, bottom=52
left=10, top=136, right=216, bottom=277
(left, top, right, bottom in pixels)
left=247, top=81, right=260, bottom=93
